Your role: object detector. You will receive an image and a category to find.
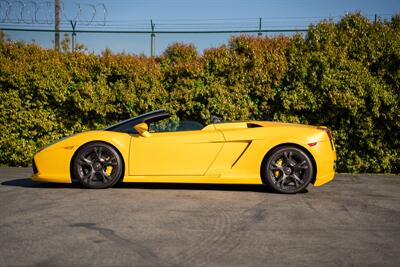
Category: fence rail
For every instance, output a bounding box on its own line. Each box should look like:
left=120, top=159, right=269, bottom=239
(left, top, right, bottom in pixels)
left=0, top=27, right=308, bottom=34
left=1, top=12, right=395, bottom=56
left=0, top=26, right=308, bottom=56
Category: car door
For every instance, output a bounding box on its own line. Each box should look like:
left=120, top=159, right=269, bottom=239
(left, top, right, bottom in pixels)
left=129, top=126, right=225, bottom=176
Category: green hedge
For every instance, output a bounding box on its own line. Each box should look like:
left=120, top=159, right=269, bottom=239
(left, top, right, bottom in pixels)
left=0, top=13, right=399, bottom=173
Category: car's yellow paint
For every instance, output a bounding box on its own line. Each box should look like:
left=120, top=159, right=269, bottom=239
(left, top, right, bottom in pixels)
left=129, top=126, right=225, bottom=176
left=32, top=121, right=336, bottom=187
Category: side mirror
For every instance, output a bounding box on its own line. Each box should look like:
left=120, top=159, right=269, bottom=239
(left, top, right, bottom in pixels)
left=134, top=122, right=151, bottom=137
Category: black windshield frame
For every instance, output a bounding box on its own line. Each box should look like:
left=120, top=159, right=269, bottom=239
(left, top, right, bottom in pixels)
left=104, top=109, right=171, bottom=133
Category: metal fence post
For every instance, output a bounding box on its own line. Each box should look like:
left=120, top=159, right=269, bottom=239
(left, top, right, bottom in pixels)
left=70, top=20, right=77, bottom=52
left=55, top=0, right=60, bottom=51
left=150, top=20, right=155, bottom=57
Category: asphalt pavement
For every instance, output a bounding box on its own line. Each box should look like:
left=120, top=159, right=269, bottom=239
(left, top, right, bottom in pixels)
left=0, top=168, right=399, bottom=267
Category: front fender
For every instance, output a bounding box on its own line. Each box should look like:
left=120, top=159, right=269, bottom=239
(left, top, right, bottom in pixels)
left=32, top=131, right=131, bottom=183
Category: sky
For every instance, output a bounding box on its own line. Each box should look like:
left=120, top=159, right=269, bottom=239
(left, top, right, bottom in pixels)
left=1, top=0, right=399, bottom=55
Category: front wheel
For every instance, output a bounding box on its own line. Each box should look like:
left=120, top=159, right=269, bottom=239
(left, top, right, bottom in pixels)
left=72, top=142, right=123, bottom=189
left=263, top=146, right=314, bottom=194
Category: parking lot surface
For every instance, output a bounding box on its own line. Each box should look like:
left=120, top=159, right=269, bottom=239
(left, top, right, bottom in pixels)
left=0, top=168, right=399, bottom=266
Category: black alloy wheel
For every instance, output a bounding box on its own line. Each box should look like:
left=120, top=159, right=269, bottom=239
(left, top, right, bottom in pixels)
left=73, top=142, right=123, bottom=189
left=263, top=146, right=314, bottom=194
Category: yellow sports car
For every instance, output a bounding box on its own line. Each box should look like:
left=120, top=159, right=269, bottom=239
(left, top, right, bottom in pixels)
left=32, top=109, right=336, bottom=193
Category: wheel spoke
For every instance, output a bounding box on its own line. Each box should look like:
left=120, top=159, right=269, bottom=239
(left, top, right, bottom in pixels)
left=283, top=152, right=289, bottom=163
left=271, top=163, right=283, bottom=171
left=79, top=156, right=92, bottom=166
left=94, top=147, right=103, bottom=160
left=87, top=172, right=96, bottom=184
left=292, top=174, right=304, bottom=186
left=294, top=160, right=308, bottom=170
left=283, top=151, right=294, bottom=165
left=99, top=170, right=109, bottom=181
left=104, top=156, right=117, bottom=166
left=97, top=147, right=102, bottom=160
left=291, top=175, right=300, bottom=187
left=275, top=175, right=286, bottom=189
left=81, top=171, right=91, bottom=182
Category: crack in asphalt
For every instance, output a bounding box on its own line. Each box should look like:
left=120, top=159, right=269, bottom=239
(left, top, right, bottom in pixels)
left=69, top=222, right=163, bottom=266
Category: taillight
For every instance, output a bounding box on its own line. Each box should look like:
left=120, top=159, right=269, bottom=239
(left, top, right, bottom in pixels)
left=326, top=129, right=333, bottom=141
left=318, top=126, right=333, bottom=140
left=318, top=126, right=335, bottom=150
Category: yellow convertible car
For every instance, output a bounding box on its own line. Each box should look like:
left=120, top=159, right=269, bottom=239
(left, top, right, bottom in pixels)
left=32, top=109, right=336, bottom=193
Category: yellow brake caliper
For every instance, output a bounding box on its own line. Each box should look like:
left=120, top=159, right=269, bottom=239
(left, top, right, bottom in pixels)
left=105, top=166, right=113, bottom=176
left=275, top=158, right=283, bottom=177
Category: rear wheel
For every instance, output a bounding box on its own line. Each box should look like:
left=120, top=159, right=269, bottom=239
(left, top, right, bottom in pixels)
left=73, top=142, right=123, bottom=189
left=263, top=146, right=314, bottom=194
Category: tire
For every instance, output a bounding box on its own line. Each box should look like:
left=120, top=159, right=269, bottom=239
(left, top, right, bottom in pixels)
left=262, top=146, right=314, bottom=194
left=72, top=142, right=123, bottom=189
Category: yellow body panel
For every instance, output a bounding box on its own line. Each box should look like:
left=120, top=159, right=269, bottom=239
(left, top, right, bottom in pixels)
left=32, top=121, right=336, bottom=187
left=129, top=126, right=224, bottom=175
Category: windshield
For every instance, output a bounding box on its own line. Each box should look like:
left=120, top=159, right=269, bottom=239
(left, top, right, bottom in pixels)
left=149, top=118, right=204, bottom=133
left=104, top=109, right=204, bottom=134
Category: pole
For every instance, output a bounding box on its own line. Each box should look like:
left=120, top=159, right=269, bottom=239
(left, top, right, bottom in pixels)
left=258, top=17, right=262, bottom=36
left=374, top=14, right=377, bottom=23
left=55, top=0, right=60, bottom=51
left=150, top=20, right=155, bottom=57
left=70, top=20, right=77, bottom=52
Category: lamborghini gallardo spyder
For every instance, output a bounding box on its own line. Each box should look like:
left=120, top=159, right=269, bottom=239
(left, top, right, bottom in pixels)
left=32, top=109, right=336, bottom=193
